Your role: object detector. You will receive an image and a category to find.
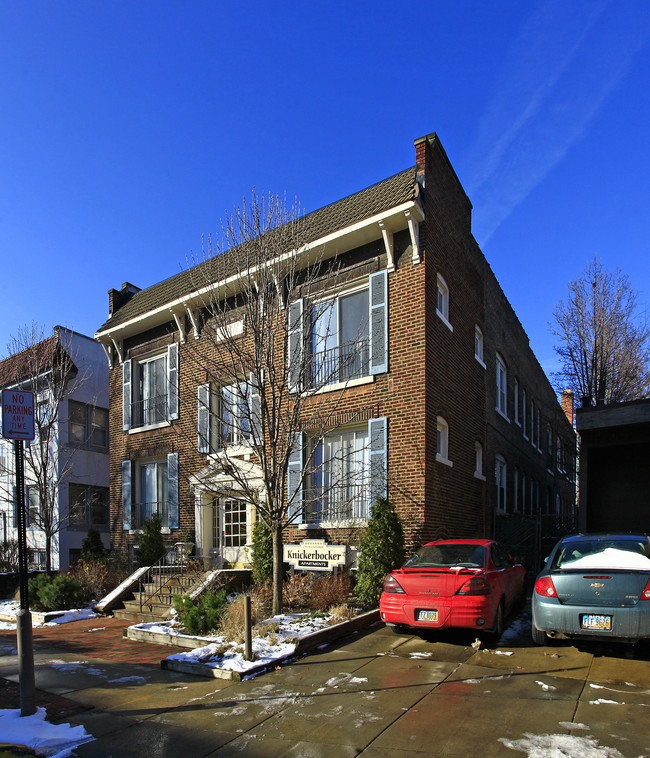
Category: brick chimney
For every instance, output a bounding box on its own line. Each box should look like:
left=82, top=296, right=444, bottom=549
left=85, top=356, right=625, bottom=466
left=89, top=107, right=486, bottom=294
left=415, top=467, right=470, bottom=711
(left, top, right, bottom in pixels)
left=108, top=282, right=141, bottom=316
left=561, top=389, right=575, bottom=426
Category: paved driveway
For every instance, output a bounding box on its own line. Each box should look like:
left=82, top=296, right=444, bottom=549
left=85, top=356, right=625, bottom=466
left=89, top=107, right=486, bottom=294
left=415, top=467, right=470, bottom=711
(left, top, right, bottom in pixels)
left=1, top=609, right=649, bottom=757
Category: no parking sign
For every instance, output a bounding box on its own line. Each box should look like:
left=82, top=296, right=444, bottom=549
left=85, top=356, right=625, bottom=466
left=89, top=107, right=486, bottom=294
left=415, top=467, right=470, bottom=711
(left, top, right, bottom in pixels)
left=1, top=388, right=35, bottom=441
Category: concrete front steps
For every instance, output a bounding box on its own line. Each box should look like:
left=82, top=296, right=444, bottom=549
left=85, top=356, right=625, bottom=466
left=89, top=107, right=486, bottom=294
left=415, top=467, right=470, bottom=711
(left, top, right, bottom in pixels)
left=113, top=573, right=199, bottom=624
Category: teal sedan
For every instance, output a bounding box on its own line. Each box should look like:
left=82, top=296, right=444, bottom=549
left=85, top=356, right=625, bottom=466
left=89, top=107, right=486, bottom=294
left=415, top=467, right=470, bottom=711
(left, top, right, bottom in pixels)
left=532, top=534, right=650, bottom=646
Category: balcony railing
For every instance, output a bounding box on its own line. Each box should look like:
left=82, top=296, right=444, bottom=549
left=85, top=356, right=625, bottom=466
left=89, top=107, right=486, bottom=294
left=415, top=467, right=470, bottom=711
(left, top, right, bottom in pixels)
left=131, top=394, right=168, bottom=428
left=310, top=339, right=369, bottom=389
left=133, top=500, right=169, bottom=529
left=302, top=486, right=370, bottom=524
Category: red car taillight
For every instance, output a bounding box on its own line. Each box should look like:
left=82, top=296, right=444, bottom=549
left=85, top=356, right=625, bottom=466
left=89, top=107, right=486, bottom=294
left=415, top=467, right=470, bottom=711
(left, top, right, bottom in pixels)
left=535, top=576, right=558, bottom=598
left=383, top=575, right=405, bottom=594
left=641, top=577, right=650, bottom=600
left=456, top=576, right=491, bottom=596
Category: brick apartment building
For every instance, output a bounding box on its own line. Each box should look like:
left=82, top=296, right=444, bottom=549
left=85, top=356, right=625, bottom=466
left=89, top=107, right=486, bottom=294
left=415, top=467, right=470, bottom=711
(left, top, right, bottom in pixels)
left=95, top=132, right=576, bottom=569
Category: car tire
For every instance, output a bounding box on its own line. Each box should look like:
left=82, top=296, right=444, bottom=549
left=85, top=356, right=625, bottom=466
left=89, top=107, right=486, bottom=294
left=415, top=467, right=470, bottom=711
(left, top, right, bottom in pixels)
left=531, top=622, right=547, bottom=646
left=490, top=599, right=505, bottom=640
left=385, top=622, right=408, bottom=635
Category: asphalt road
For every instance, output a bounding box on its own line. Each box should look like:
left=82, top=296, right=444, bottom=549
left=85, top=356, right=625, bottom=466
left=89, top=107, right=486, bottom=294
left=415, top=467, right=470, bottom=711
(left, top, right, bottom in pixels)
left=1, top=606, right=649, bottom=757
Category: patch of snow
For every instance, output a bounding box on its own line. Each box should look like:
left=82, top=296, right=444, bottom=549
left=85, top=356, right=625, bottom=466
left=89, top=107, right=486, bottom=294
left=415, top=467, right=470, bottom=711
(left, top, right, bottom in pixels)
left=492, top=650, right=514, bottom=656
left=535, top=680, right=557, bottom=692
left=107, top=675, right=147, bottom=685
left=46, top=661, right=106, bottom=677
left=157, top=611, right=340, bottom=675
left=409, top=652, right=433, bottom=659
left=561, top=547, right=650, bottom=571
left=0, top=601, right=97, bottom=627
left=558, top=722, right=590, bottom=731
left=0, top=707, right=94, bottom=757
left=590, top=699, right=623, bottom=706
left=499, top=732, right=624, bottom=757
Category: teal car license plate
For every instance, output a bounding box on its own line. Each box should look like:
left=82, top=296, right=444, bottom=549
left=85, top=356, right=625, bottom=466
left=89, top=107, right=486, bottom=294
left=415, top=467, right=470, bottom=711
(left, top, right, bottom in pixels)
left=581, top=614, right=612, bottom=631
left=417, top=610, right=438, bottom=622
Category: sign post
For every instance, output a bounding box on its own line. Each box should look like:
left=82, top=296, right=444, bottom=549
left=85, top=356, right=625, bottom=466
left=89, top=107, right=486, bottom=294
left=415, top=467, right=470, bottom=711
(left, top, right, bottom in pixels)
left=1, top=388, right=36, bottom=717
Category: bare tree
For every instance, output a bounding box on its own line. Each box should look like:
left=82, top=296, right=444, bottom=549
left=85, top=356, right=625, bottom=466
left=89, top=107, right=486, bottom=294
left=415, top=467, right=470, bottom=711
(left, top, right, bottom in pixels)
left=187, top=191, right=380, bottom=614
left=0, top=324, right=90, bottom=573
left=551, top=257, right=650, bottom=405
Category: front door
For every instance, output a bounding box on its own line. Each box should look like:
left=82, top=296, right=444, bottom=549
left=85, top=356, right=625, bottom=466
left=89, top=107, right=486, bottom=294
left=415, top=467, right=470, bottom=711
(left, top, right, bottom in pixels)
left=212, top=497, right=248, bottom=566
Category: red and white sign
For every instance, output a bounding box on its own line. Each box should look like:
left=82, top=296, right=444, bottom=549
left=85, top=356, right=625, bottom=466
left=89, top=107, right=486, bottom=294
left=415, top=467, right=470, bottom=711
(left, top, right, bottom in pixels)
left=1, top=389, right=35, bottom=441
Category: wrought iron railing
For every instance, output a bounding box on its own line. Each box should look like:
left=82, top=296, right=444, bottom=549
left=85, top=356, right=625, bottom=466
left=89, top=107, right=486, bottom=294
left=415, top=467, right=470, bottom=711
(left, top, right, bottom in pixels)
left=310, top=339, right=370, bottom=389
left=133, top=500, right=169, bottom=529
left=131, top=394, right=168, bottom=428
left=137, top=545, right=203, bottom=615
left=302, top=486, right=370, bottom=524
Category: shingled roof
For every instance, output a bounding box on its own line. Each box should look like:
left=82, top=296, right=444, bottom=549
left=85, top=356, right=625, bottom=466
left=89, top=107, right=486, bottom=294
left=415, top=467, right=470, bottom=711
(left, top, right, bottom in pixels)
left=97, top=166, right=417, bottom=334
left=0, top=334, right=77, bottom=388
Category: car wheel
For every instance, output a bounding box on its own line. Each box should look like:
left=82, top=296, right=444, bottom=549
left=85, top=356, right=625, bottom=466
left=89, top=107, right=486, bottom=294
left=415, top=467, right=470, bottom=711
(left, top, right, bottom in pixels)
left=531, top=622, right=547, bottom=646
left=385, top=622, right=408, bottom=635
left=490, top=599, right=505, bottom=640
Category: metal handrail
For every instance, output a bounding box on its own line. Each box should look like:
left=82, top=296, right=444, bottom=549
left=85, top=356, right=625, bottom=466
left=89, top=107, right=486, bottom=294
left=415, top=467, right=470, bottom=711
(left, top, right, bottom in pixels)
left=137, top=546, right=202, bottom=614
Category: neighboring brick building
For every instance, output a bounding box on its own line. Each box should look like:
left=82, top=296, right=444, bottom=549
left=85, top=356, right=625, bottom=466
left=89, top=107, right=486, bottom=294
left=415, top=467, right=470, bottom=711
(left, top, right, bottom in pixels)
left=0, top=327, right=110, bottom=571
left=95, top=132, right=576, bottom=568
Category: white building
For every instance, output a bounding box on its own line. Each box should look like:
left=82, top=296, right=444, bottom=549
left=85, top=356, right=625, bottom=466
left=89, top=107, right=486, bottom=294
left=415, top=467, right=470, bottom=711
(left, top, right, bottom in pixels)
left=0, top=327, right=109, bottom=571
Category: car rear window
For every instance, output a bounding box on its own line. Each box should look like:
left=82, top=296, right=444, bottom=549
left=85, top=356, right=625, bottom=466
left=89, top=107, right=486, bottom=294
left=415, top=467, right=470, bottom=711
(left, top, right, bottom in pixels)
left=552, top=538, right=650, bottom=570
left=403, top=544, right=487, bottom=569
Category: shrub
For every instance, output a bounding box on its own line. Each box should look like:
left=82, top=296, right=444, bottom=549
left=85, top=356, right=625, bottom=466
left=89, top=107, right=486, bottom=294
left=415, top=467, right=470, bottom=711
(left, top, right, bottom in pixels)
left=282, top=573, right=312, bottom=610
left=28, top=574, right=87, bottom=612
left=355, top=497, right=405, bottom=607
left=0, top=541, right=19, bottom=572
left=308, top=572, right=352, bottom=612
left=69, top=559, right=111, bottom=600
left=250, top=519, right=273, bottom=585
left=138, top=513, right=167, bottom=567
left=218, top=594, right=259, bottom=644
left=173, top=590, right=227, bottom=636
left=79, top=528, right=107, bottom=563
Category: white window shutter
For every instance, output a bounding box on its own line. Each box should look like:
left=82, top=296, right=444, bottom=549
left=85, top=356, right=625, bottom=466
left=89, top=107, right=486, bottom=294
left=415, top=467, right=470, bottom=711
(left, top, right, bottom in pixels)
left=287, top=299, right=304, bottom=392
left=369, top=271, right=388, bottom=375
left=168, top=452, right=179, bottom=529
left=197, top=383, right=211, bottom=453
left=167, top=343, right=179, bottom=420
left=122, top=460, right=132, bottom=530
left=122, top=359, right=132, bottom=431
left=249, top=371, right=262, bottom=447
left=368, top=416, right=388, bottom=509
left=287, top=433, right=303, bottom=524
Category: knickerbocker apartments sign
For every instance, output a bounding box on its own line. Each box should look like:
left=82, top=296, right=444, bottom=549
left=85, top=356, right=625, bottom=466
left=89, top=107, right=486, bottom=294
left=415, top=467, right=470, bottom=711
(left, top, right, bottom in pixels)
left=283, top=539, right=347, bottom=571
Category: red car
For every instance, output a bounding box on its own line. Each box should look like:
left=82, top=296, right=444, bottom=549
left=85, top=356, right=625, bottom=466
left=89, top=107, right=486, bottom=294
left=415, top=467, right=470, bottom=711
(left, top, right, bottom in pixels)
left=379, top=539, right=526, bottom=637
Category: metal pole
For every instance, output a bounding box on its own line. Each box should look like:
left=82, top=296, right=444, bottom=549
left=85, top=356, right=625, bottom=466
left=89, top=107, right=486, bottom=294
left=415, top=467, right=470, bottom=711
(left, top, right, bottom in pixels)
left=244, top=595, right=253, bottom=661
left=14, top=439, right=36, bottom=717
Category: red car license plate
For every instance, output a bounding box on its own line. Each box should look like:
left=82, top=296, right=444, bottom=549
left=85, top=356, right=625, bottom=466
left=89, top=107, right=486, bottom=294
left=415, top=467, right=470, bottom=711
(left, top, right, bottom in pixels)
left=581, top=614, right=612, bottom=630
left=417, top=610, right=438, bottom=622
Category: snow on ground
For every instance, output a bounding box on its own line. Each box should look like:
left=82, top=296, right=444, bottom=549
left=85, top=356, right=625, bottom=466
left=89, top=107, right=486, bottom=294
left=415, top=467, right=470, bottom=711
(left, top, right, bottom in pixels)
left=138, top=611, right=339, bottom=675
left=0, top=600, right=98, bottom=628
left=499, top=732, right=625, bottom=757
left=0, top=707, right=94, bottom=757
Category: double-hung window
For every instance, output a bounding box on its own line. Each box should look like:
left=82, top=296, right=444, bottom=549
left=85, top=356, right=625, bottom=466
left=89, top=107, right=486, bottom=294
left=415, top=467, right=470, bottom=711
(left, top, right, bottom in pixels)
left=69, top=401, right=108, bottom=448
left=122, top=452, right=179, bottom=531
left=288, top=270, right=388, bottom=392
left=496, top=354, right=508, bottom=418
left=197, top=376, right=260, bottom=453
left=69, top=484, right=109, bottom=527
left=495, top=455, right=507, bottom=512
left=288, top=417, right=388, bottom=526
left=123, top=343, right=179, bottom=431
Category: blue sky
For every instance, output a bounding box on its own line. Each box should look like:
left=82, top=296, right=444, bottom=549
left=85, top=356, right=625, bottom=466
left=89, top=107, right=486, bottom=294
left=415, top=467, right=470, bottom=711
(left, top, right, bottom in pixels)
left=1, top=0, right=648, bottom=384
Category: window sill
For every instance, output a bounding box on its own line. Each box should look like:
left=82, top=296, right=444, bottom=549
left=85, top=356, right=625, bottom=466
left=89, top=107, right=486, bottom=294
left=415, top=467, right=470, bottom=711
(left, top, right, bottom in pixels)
left=474, top=472, right=486, bottom=481
left=496, top=408, right=510, bottom=423
left=128, top=420, right=171, bottom=435
left=474, top=356, right=486, bottom=369
left=436, top=454, right=453, bottom=467
left=308, top=374, right=375, bottom=396
left=436, top=311, right=454, bottom=332
left=298, top=519, right=369, bottom=530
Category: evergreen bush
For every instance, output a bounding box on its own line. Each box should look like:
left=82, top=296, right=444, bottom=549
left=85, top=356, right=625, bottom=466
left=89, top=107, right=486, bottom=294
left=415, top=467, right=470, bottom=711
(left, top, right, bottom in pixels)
left=251, top=519, right=273, bottom=585
left=355, top=497, right=405, bottom=607
left=173, top=590, right=228, bottom=635
left=79, top=528, right=107, bottom=563
left=28, top=574, right=87, bottom=612
left=137, top=513, right=167, bottom=567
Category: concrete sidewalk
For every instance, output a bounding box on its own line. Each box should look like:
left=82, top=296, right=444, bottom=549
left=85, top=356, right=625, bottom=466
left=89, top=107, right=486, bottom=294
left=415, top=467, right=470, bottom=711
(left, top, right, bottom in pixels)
left=1, top=616, right=649, bottom=756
